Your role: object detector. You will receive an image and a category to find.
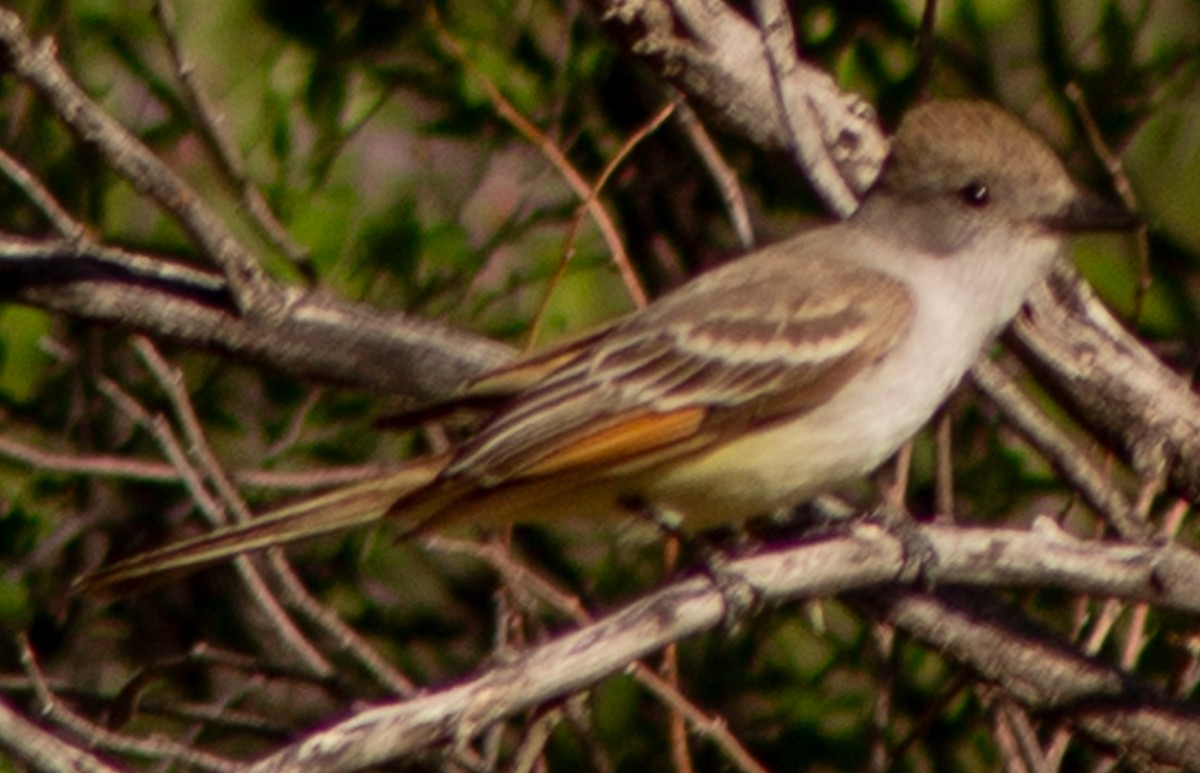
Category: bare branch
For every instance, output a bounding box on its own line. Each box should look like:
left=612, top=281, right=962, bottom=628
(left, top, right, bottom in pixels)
left=590, top=0, right=888, bottom=198
left=244, top=521, right=1200, bottom=770
left=425, top=535, right=769, bottom=772
left=633, top=666, right=769, bottom=773
left=434, top=14, right=649, bottom=308
left=17, top=635, right=237, bottom=772
left=970, top=358, right=1138, bottom=537
left=867, top=591, right=1200, bottom=770
left=0, top=234, right=513, bottom=397
left=0, top=8, right=279, bottom=316
left=0, top=146, right=86, bottom=240
left=130, top=339, right=416, bottom=694
left=96, top=376, right=334, bottom=678
left=1012, top=265, right=1200, bottom=502
left=0, top=694, right=120, bottom=773
left=0, top=431, right=397, bottom=490
left=751, top=0, right=859, bottom=215
left=150, top=0, right=315, bottom=282
left=673, top=97, right=755, bottom=249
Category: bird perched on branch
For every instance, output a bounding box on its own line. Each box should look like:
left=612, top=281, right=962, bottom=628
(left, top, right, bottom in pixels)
left=76, top=100, right=1139, bottom=597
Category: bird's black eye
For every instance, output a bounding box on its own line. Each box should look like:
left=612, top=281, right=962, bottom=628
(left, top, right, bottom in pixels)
left=960, top=181, right=990, bottom=207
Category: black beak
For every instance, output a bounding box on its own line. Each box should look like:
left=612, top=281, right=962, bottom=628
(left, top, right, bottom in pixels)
left=1044, top=190, right=1143, bottom=233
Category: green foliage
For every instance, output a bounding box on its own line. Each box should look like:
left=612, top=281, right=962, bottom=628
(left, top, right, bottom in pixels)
left=0, top=307, right=51, bottom=404
left=0, top=0, right=1196, bottom=769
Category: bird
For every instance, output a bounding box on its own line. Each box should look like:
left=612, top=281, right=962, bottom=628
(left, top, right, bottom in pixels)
left=75, top=100, right=1140, bottom=596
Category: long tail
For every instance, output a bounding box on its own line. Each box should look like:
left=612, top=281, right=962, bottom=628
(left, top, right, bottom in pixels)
left=73, top=456, right=450, bottom=597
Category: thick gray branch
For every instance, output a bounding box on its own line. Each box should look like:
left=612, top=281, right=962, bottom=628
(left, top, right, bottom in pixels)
left=0, top=235, right=512, bottom=398
left=0, top=696, right=118, bottom=773
left=246, top=520, right=1200, bottom=770
left=1013, top=265, right=1200, bottom=501
left=592, top=0, right=887, bottom=199
left=865, top=591, right=1200, bottom=771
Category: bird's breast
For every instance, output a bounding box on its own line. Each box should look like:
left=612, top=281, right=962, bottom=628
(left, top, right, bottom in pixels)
left=639, top=275, right=996, bottom=529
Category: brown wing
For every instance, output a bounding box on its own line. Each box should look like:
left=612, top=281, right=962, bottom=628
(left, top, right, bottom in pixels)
left=374, top=324, right=620, bottom=431
left=443, top=237, right=914, bottom=486
left=461, top=323, right=619, bottom=398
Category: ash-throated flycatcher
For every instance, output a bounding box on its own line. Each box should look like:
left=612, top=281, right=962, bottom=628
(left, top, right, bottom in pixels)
left=77, top=100, right=1139, bottom=595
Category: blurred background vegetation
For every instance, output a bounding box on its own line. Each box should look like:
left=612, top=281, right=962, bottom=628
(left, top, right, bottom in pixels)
left=0, top=0, right=1198, bottom=769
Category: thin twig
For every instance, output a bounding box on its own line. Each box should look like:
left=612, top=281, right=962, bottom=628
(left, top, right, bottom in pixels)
left=631, top=666, right=769, bottom=773
left=510, top=705, right=565, bottom=773
left=1064, top=82, right=1150, bottom=324
left=133, top=337, right=253, bottom=524
left=673, top=98, right=755, bottom=250
left=659, top=535, right=694, bottom=773
left=0, top=8, right=280, bottom=316
left=1121, top=499, right=1189, bottom=671
left=96, top=376, right=333, bottom=678
left=132, top=337, right=415, bottom=695
left=0, top=431, right=188, bottom=483
left=17, top=634, right=237, bottom=772
left=935, top=411, right=955, bottom=516
left=0, top=431, right=394, bottom=489
left=969, top=359, right=1140, bottom=539
left=269, top=559, right=418, bottom=696
left=527, top=100, right=674, bottom=343
left=994, top=696, right=1054, bottom=773
left=890, top=672, right=973, bottom=761
left=432, top=12, right=648, bottom=307
left=915, top=0, right=939, bottom=99
left=0, top=692, right=119, bottom=773
left=423, top=535, right=591, bottom=623
left=0, top=145, right=87, bottom=240
left=263, top=389, right=324, bottom=460
left=597, top=100, right=677, bottom=197
left=868, top=623, right=895, bottom=773
left=985, top=700, right=1027, bottom=773
left=150, top=0, right=315, bottom=281
left=422, top=535, right=769, bottom=773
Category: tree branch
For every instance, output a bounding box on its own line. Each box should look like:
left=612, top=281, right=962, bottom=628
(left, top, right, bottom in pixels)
left=864, top=590, right=1200, bottom=771
left=0, top=695, right=119, bottom=773
left=0, top=8, right=278, bottom=317
left=244, top=520, right=1200, bottom=770
left=590, top=0, right=888, bottom=197
left=1012, top=264, right=1200, bottom=501
left=0, top=234, right=512, bottom=397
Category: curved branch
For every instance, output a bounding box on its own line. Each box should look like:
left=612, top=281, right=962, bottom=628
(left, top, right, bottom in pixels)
left=245, top=520, right=1200, bottom=770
